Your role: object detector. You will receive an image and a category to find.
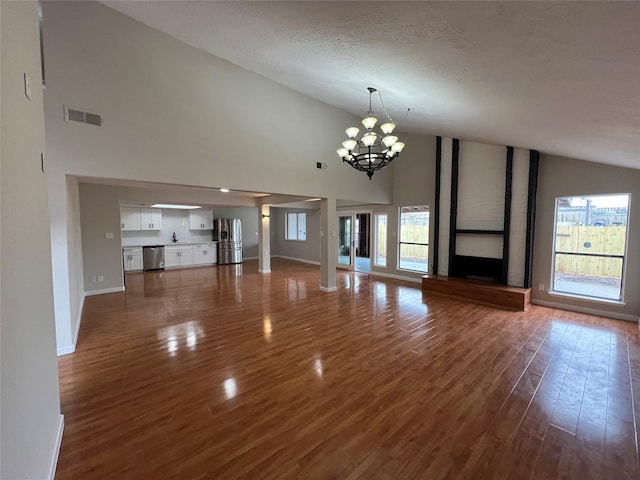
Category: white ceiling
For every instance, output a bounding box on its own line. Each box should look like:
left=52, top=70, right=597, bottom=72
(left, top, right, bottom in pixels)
left=99, top=1, right=640, bottom=170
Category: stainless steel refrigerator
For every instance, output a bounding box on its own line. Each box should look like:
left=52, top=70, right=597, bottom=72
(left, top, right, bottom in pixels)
left=214, top=218, right=242, bottom=264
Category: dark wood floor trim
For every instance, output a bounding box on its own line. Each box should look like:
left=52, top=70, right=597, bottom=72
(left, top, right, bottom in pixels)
left=433, top=136, right=442, bottom=275
left=524, top=150, right=540, bottom=288
left=423, top=274, right=531, bottom=311
left=448, top=138, right=459, bottom=276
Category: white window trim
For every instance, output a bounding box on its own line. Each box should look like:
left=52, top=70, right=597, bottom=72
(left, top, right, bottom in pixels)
left=397, top=206, right=430, bottom=274
left=374, top=213, right=388, bottom=268
left=285, top=212, right=307, bottom=242
left=550, top=193, right=631, bottom=303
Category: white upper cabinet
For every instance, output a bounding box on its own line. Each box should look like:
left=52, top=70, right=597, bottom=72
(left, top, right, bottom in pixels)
left=121, top=207, right=140, bottom=231
left=140, top=208, right=162, bottom=230
left=189, top=209, right=213, bottom=230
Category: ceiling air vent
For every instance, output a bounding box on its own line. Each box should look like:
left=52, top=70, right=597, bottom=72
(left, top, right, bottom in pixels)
left=64, top=105, right=103, bottom=126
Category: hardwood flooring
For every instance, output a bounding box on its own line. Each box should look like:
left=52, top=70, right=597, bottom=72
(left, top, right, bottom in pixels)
left=56, top=259, right=640, bottom=479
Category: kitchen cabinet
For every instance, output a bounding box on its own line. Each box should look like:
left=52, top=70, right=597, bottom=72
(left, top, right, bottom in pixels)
left=165, top=245, right=194, bottom=268
left=123, top=247, right=143, bottom=271
left=139, top=208, right=162, bottom=230
left=193, top=243, right=217, bottom=265
left=189, top=209, right=214, bottom=230
left=121, top=207, right=140, bottom=231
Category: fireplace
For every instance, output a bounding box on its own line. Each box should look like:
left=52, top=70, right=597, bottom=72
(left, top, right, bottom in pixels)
left=450, top=255, right=503, bottom=283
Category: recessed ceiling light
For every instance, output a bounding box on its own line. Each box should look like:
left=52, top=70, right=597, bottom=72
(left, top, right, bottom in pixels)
left=151, top=204, right=202, bottom=210
left=220, top=188, right=230, bottom=193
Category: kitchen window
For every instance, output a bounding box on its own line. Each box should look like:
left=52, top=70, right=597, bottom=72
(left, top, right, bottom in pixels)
left=551, top=193, right=630, bottom=302
left=286, top=212, right=307, bottom=241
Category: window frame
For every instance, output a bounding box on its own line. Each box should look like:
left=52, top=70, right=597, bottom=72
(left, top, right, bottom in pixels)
left=285, top=212, right=307, bottom=242
left=374, top=213, right=388, bottom=268
left=550, top=193, right=630, bottom=303
left=397, top=206, right=430, bottom=273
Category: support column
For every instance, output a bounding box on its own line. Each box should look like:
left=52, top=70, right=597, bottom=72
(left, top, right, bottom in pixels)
left=258, top=205, right=271, bottom=274
left=320, top=197, right=337, bottom=292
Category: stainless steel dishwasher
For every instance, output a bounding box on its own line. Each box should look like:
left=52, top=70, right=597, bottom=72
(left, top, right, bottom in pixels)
left=142, top=246, right=165, bottom=271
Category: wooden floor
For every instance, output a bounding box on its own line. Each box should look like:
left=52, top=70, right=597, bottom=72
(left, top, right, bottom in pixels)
left=56, top=259, right=640, bottom=479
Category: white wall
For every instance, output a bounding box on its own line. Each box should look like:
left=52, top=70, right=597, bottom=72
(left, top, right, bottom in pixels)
left=79, top=183, right=124, bottom=294
left=272, top=207, right=322, bottom=264
left=532, top=154, right=640, bottom=321
left=369, top=133, right=437, bottom=282
left=42, top=0, right=393, bottom=201
left=0, top=2, right=63, bottom=479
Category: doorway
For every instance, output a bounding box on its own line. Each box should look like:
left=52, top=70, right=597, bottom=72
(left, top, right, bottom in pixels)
left=337, top=212, right=371, bottom=273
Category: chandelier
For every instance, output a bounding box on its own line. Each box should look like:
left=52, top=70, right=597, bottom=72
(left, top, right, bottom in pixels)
left=336, top=87, right=406, bottom=179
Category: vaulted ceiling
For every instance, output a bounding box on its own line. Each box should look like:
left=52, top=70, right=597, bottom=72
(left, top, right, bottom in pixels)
left=100, top=1, right=640, bottom=171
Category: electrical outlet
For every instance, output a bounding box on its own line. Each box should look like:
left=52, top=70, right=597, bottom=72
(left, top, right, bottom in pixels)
left=90, top=276, right=96, bottom=283
left=105, top=232, right=114, bottom=239
left=538, top=284, right=545, bottom=291
left=98, top=275, right=104, bottom=282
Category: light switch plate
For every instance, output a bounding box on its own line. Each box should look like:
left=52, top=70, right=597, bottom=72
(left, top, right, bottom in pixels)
left=24, top=73, right=32, bottom=100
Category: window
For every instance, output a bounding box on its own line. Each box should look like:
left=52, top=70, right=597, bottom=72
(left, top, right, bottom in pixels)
left=374, top=214, right=388, bottom=267
left=552, top=194, right=630, bottom=301
left=398, top=206, right=429, bottom=272
left=286, top=212, right=306, bottom=241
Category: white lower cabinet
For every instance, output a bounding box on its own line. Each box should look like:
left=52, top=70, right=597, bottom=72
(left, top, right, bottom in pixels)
left=165, top=245, right=194, bottom=268
left=123, top=247, right=143, bottom=272
left=193, top=243, right=217, bottom=265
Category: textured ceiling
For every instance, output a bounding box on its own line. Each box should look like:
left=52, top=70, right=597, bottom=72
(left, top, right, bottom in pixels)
left=99, top=1, right=640, bottom=170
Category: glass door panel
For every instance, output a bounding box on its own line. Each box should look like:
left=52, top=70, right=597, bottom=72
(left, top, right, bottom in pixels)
left=337, top=215, right=353, bottom=268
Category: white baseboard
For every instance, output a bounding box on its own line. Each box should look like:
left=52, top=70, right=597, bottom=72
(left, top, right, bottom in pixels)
left=47, top=414, right=64, bottom=480
left=57, top=293, right=85, bottom=356
left=258, top=269, right=272, bottom=274
left=84, top=286, right=125, bottom=296
left=369, top=271, right=422, bottom=284
left=57, top=344, right=75, bottom=355
left=243, top=256, right=258, bottom=261
left=73, top=293, right=85, bottom=344
left=320, top=286, right=338, bottom=292
left=275, top=255, right=320, bottom=266
left=532, top=299, right=639, bottom=323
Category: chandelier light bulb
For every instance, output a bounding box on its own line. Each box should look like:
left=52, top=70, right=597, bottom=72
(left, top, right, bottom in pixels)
left=382, top=135, right=398, bottom=148
left=361, top=132, right=377, bottom=147
left=342, top=139, right=357, bottom=151
left=391, top=142, right=405, bottom=153
left=362, top=116, right=377, bottom=130
left=345, top=127, right=360, bottom=138
left=337, top=148, right=349, bottom=158
left=381, top=123, right=396, bottom=134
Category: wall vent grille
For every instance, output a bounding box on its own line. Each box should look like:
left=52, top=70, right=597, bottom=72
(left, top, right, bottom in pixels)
left=64, top=106, right=102, bottom=126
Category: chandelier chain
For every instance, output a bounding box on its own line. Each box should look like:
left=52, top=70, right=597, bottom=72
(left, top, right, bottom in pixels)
left=376, top=91, right=411, bottom=127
